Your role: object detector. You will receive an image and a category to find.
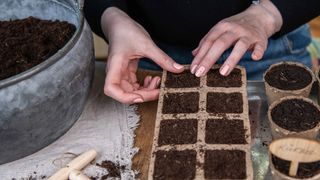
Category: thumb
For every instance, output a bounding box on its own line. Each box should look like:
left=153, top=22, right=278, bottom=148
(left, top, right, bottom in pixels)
left=145, top=44, right=184, bottom=73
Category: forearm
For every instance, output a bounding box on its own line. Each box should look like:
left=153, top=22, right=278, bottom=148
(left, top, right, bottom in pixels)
left=83, top=0, right=127, bottom=39
left=100, top=7, right=132, bottom=40
left=246, top=0, right=283, bottom=37
left=271, top=0, right=320, bottom=37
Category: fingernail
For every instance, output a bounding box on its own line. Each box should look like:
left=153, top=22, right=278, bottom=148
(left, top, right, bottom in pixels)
left=156, top=78, right=161, bottom=86
left=220, top=64, right=230, bottom=76
left=133, top=98, right=144, bottom=103
left=192, top=49, right=197, bottom=56
left=173, top=63, right=183, bottom=70
left=195, top=66, right=205, bottom=77
left=253, top=53, right=261, bottom=60
left=191, top=65, right=198, bottom=74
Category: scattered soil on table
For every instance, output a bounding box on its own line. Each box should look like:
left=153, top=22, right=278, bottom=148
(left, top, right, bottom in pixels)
left=162, top=92, right=199, bottom=114
left=96, top=160, right=125, bottom=179
left=153, top=150, right=196, bottom=180
left=265, top=64, right=312, bottom=90
left=272, top=155, right=320, bottom=178
left=205, top=119, right=246, bottom=144
left=248, top=99, right=262, bottom=138
left=207, top=68, right=242, bottom=87
left=158, top=119, right=197, bottom=146
left=204, top=150, right=246, bottom=179
left=0, top=17, right=76, bottom=81
left=207, top=92, right=243, bottom=113
left=165, top=71, right=200, bottom=88
left=11, top=174, right=46, bottom=180
left=271, top=99, right=320, bottom=132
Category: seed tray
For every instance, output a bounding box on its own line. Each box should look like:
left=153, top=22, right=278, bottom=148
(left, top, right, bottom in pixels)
left=148, top=65, right=253, bottom=180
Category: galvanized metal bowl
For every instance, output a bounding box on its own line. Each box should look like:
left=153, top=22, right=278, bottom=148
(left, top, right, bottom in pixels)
left=0, top=0, right=94, bottom=164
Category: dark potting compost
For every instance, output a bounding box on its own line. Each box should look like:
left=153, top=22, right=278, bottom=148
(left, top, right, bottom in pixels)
left=271, top=99, right=320, bottom=132
left=207, top=68, right=242, bottom=87
left=265, top=64, right=312, bottom=90
left=0, top=17, right=76, bottom=80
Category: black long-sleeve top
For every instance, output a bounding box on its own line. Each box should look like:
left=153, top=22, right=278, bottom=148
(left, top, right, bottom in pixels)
left=84, top=0, right=320, bottom=48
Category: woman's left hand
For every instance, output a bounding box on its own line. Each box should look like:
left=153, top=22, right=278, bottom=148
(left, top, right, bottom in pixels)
left=191, top=0, right=283, bottom=77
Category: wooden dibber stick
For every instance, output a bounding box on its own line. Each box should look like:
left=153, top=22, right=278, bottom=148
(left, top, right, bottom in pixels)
left=69, top=170, right=91, bottom=180
left=269, top=137, right=320, bottom=177
left=48, top=149, right=97, bottom=180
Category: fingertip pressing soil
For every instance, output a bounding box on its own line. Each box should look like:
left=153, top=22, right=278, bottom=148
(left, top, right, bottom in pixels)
left=165, top=71, right=200, bottom=88
left=204, top=150, right=247, bottom=179
left=158, top=119, right=197, bottom=146
left=271, top=99, right=320, bottom=132
left=272, top=155, right=320, bottom=178
left=0, top=17, right=76, bottom=81
left=207, top=92, right=243, bottom=114
left=153, top=150, right=197, bottom=180
left=205, top=119, right=246, bottom=144
left=207, top=68, right=242, bottom=87
left=265, top=64, right=312, bottom=90
left=162, top=92, right=199, bottom=114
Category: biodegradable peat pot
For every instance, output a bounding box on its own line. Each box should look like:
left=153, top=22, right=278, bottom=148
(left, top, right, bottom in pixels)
left=264, top=62, right=315, bottom=105
left=0, top=0, right=94, bottom=164
left=316, top=69, right=320, bottom=105
left=269, top=153, right=320, bottom=180
left=268, top=138, right=320, bottom=180
left=268, top=96, right=320, bottom=140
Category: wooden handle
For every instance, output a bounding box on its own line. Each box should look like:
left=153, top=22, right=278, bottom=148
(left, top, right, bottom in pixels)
left=67, top=149, right=97, bottom=170
left=47, top=167, right=69, bottom=180
left=48, top=149, right=97, bottom=180
left=69, top=170, right=91, bottom=180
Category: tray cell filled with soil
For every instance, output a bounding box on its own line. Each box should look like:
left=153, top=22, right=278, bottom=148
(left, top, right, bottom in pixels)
left=204, top=150, right=247, bottom=179
left=165, top=71, right=200, bottom=88
left=153, top=150, right=197, bottom=180
left=205, top=119, right=246, bottom=144
left=207, top=92, right=243, bottom=114
left=162, top=92, right=199, bottom=114
left=207, top=68, right=242, bottom=87
left=0, top=17, right=76, bottom=80
left=149, top=66, right=252, bottom=179
left=158, top=119, right=197, bottom=146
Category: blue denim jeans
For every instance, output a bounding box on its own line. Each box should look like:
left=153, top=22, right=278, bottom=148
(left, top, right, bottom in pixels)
left=139, top=25, right=312, bottom=80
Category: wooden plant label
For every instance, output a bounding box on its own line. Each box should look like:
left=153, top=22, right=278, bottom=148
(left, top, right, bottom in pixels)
left=269, top=137, right=320, bottom=177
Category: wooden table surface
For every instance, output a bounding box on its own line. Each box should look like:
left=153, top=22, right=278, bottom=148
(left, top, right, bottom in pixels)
left=132, top=70, right=162, bottom=180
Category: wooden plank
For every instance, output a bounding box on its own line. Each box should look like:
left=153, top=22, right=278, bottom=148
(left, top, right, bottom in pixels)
left=132, top=70, right=162, bottom=180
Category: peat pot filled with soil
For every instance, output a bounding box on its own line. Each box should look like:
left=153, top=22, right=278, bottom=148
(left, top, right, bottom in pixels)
left=264, top=62, right=314, bottom=105
left=0, top=0, right=94, bottom=164
left=317, top=69, right=320, bottom=105
left=268, top=96, right=320, bottom=140
left=268, top=138, right=320, bottom=180
left=270, top=155, right=320, bottom=180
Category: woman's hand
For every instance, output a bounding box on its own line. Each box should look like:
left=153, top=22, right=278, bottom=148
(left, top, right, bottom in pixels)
left=101, top=7, right=184, bottom=104
left=191, top=0, right=283, bottom=77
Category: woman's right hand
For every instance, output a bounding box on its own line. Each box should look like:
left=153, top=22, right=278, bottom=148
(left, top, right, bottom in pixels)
left=101, top=7, right=184, bottom=104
